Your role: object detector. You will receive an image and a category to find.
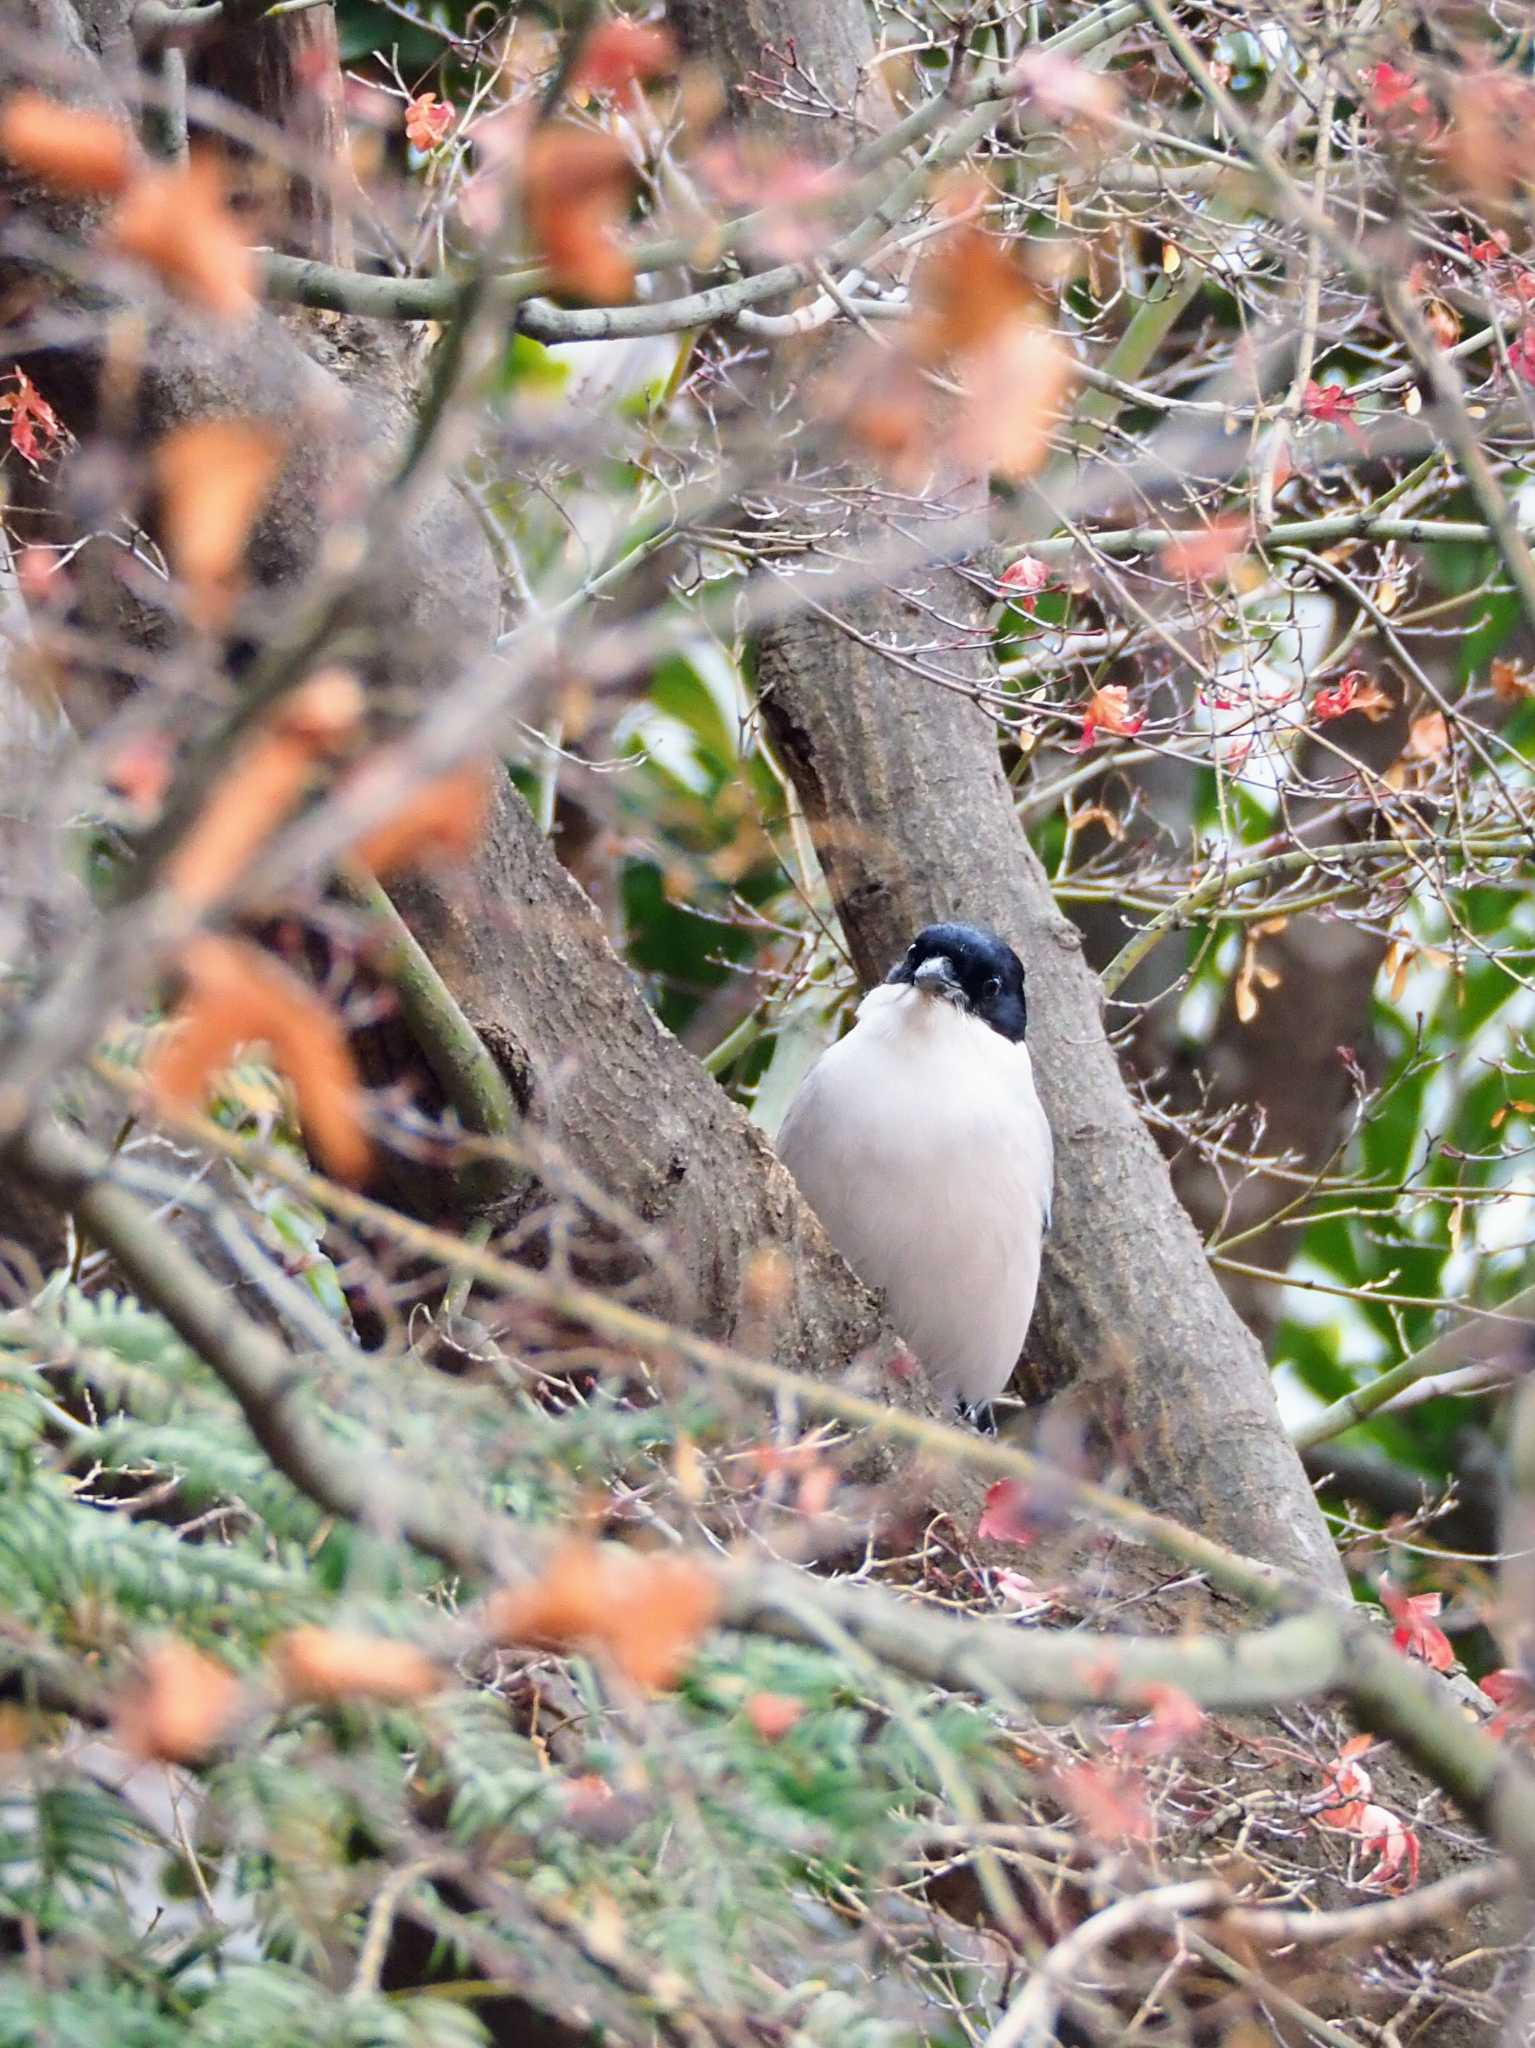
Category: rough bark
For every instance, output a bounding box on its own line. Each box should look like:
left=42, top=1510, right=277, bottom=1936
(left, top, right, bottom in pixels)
left=668, top=0, right=1344, bottom=1590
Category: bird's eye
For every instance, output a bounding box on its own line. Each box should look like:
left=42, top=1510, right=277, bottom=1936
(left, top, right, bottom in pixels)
left=982, top=976, right=1002, bottom=1002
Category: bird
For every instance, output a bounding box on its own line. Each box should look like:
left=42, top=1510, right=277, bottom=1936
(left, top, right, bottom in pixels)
left=775, top=922, right=1053, bottom=1420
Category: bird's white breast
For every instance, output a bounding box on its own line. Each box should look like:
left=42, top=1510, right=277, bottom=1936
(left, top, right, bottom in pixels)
left=775, top=984, right=1053, bottom=1404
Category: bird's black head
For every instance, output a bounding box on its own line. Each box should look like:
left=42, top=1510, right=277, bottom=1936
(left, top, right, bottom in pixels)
left=885, top=923, right=1029, bottom=1043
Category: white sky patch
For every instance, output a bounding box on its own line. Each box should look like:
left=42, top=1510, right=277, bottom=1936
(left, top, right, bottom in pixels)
left=1175, top=968, right=1223, bottom=1044
left=1195, top=589, right=1334, bottom=794
left=1480, top=1167, right=1535, bottom=1257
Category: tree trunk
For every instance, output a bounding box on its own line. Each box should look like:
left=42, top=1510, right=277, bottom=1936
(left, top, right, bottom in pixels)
left=668, top=0, right=1344, bottom=1589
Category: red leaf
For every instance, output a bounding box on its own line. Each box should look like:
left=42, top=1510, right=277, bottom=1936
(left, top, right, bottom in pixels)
left=1481, top=1668, right=1532, bottom=1705
left=1459, top=232, right=1507, bottom=265
left=977, top=1478, right=1039, bottom=1546
left=1379, top=1574, right=1455, bottom=1673
left=1316, top=1732, right=1373, bottom=1831
left=1356, top=1802, right=1421, bottom=1893
left=1160, top=516, right=1249, bottom=584
left=1074, top=684, right=1144, bottom=751
left=1367, top=63, right=1431, bottom=122
left=1108, top=1683, right=1207, bottom=1758
left=999, top=554, right=1051, bottom=613
left=1312, top=670, right=1393, bottom=724
left=1303, top=379, right=1358, bottom=427
left=1480, top=1668, right=1535, bottom=1741
left=0, top=367, right=64, bottom=468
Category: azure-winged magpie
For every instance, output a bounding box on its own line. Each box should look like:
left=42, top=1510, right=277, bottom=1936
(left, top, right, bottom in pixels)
left=776, top=923, right=1053, bottom=1413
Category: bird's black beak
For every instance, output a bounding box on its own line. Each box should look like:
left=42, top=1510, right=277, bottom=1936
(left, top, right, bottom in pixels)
left=913, top=954, right=964, bottom=1003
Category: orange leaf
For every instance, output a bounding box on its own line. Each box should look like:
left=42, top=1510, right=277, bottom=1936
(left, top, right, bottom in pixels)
left=905, top=203, right=1076, bottom=482
left=1054, top=1759, right=1153, bottom=1842
left=1160, top=516, right=1250, bottom=583
left=1421, top=297, right=1461, bottom=350
left=163, top=669, right=362, bottom=908
left=350, top=760, right=494, bottom=877
left=523, top=124, right=634, bottom=303
left=917, top=207, right=1037, bottom=356
left=152, top=418, right=285, bottom=629
left=404, top=92, right=454, bottom=153
left=115, top=1638, right=241, bottom=1763
left=148, top=934, right=372, bottom=1183
left=1491, top=657, right=1533, bottom=703
left=487, top=1540, right=719, bottom=1691
left=572, top=20, right=677, bottom=95
left=271, top=666, right=365, bottom=750
left=744, top=1692, right=803, bottom=1740
left=954, top=312, right=1073, bottom=483
left=108, top=150, right=254, bottom=319
left=0, top=92, right=137, bottom=197
left=1316, top=1733, right=1373, bottom=1831
left=274, top=1627, right=441, bottom=1706
left=1407, top=710, right=1449, bottom=760
left=106, top=733, right=175, bottom=815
